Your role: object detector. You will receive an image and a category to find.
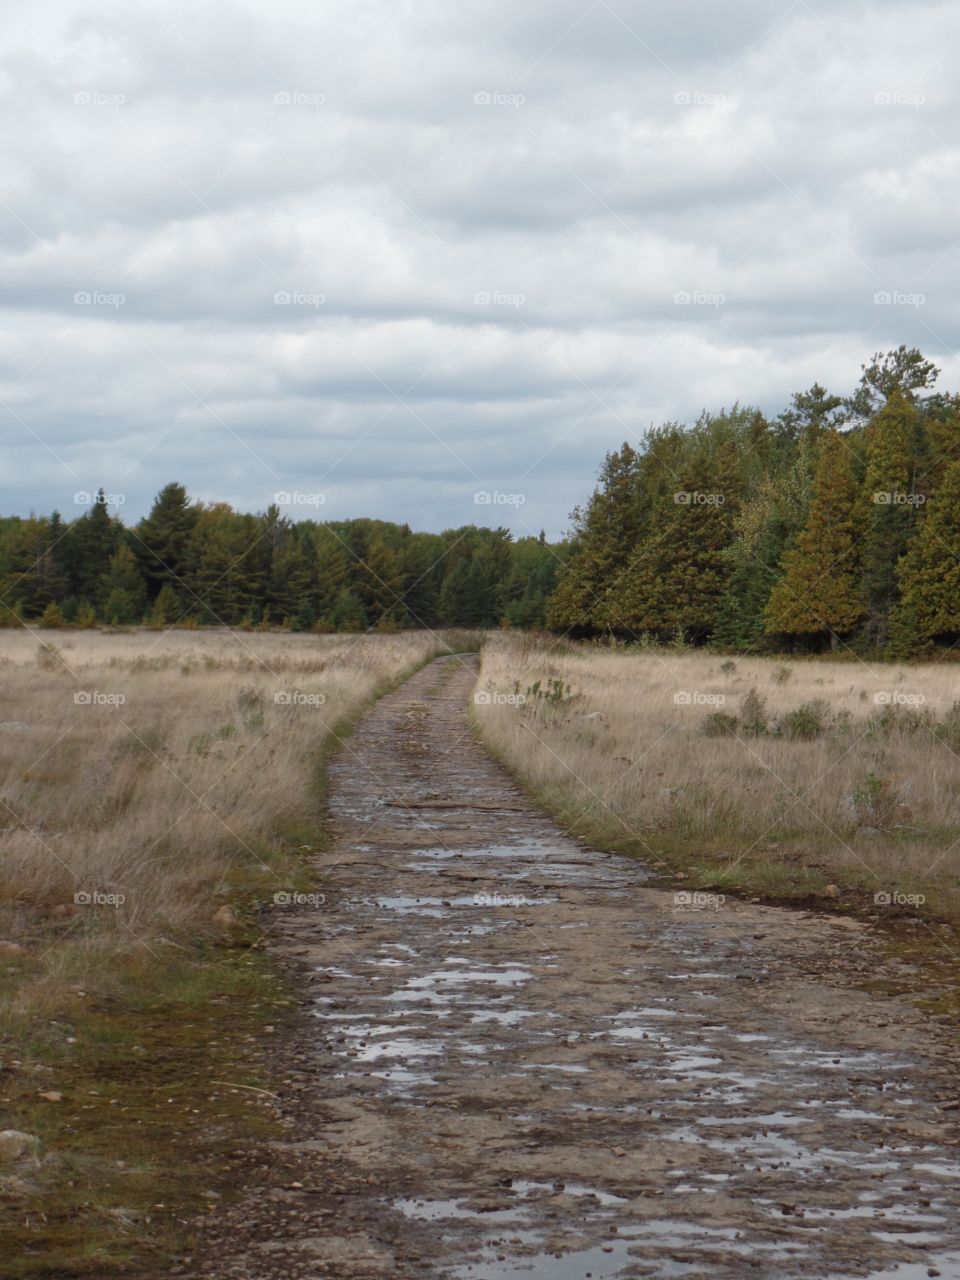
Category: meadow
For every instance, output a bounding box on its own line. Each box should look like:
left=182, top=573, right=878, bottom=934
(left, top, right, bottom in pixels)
left=0, top=627, right=458, bottom=1275
left=474, top=633, right=960, bottom=920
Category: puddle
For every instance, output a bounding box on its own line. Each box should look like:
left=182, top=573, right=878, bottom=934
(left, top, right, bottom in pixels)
left=354, top=1038, right=443, bottom=1062
left=511, top=1179, right=627, bottom=1207
left=450, top=1238, right=637, bottom=1279
left=394, top=1196, right=524, bottom=1225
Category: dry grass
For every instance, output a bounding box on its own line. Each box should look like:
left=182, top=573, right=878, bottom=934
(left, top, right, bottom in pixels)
left=474, top=633, right=960, bottom=916
left=0, top=628, right=453, bottom=1015
left=0, top=626, right=478, bottom=1274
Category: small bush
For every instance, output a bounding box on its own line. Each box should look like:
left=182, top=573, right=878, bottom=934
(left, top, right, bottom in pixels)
left=852, top=772, right=904, bottom=829
left=740, top=687, right=767, bottom=736
left=720, top=659, right=737, bottom=675
left=933, top=701, right=960, bottom=754
left=779, top=699, right=829, bottom=740
left=772, top=665, right=792, bottom=686
left=703, top=711, right=740, bottom=737
left=870, top=704, right=932, bottom=737
left=36, top=642, right=66, bottom=671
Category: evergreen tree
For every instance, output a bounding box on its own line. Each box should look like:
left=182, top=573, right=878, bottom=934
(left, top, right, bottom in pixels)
left=856, top=391, right=919, bottom=647
left=847, top=346, right=939, bottom=422
left=607, top=442, right=739, bottom=640
left=547, top=444, right=644, bottom=632
left=764, top=430, right=864, bottom=648
left=149, top=582, right=182, bottom=626
left=328, top=587, right=367, bottom=631
left=313, top=528, right=351, bottom=622
left=64, top=490, right=119, bottom=608
left=892, top=459, right=960, bottom=647
left=101, top=543, right=148, bottom=624
left=136, top=482, right=198, bottom=601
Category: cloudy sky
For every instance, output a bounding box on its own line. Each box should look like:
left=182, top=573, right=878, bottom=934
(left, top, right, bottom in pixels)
left=2, top=0, right=958, bottom=538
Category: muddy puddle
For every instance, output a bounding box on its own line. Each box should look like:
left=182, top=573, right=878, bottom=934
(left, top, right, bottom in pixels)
left=196, top=655, right=960, bottom=1280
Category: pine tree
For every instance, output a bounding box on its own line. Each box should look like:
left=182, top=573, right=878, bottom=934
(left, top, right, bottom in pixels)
left=327, top=587, right=367, bottom=632
left=101, top=543, right=148, bottom=624
left=547, top=444, right=644, bottom=632
left=608, top=442, right=739, bottom=641
left=856, top=391, right=919, bottom=647
left=149, top=583, right=182, bottom=626
left=764, top=430, right=864, bottom=648
left=354, top=538, right=405, bottom=626
left=892, top=459, right=960, bottom=646
left=313, top=528, right=351, bottom=621
left=63, top=490, right=119, bottom=608
left=135, top=482, right=198, bottom=601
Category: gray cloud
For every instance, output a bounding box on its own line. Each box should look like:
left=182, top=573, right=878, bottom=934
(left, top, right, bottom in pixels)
left=1, top=0, right=959, bottom=537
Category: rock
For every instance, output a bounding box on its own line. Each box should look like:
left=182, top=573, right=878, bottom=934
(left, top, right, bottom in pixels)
left=50, top=904, right=80, bottom=919
left=212, top=906, right=236, bottom=928
left=0, top=721, right=29, bottom=732
left=856, top=826, right=882, bottom=838
left=0, top=1130, right=39, bottom=1162
left=824, top=884, right=841, bottom=899
left=0, top=941, right=26, bottom=956
left=37, top=1090, right=62, bottom=1103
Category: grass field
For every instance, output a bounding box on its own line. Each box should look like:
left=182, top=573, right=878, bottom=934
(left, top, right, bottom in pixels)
left=0, top=627, right=462, bottom=1276
left=474, top=633, right=960, bottom=924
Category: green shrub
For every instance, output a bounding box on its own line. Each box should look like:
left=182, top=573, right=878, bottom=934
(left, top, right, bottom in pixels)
left=703, top=711, right=740, bottom=737
left=779, top=699, right=829, bottom=740
left=740, top=687, right=767, bottom=736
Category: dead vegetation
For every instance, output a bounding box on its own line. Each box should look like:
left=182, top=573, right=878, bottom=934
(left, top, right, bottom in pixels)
left=473, top=634, right=960, bottom=917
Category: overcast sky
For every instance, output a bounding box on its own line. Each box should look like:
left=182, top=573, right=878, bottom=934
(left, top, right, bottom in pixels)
left=2, top=0, right=958, bottom=538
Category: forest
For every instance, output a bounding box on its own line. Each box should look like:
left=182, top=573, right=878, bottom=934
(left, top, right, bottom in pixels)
left=0, top=490, right=562, bottom=632
left=550, top=347, right=960, bottom=656
left=4, top=347, right=958, bottom=656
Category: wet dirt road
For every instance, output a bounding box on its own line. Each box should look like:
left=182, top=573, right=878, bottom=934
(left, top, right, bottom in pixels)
left=198, top=654, right=960, bottom=1279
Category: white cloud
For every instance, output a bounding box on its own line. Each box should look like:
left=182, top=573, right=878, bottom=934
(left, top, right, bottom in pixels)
left=2, top=0, right=959, bottom=535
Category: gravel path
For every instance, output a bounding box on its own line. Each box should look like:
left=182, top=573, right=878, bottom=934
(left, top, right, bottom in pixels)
left=194, top=653, right=960, bottom=1280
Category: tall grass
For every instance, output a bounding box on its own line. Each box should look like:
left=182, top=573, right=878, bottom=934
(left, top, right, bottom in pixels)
left=473, top=634, right=960, bottom=914
left=0, top=628, right=449, bottom=1015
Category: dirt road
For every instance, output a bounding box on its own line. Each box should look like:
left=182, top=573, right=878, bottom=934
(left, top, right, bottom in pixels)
left=194, top=654, right=960, bottom=1279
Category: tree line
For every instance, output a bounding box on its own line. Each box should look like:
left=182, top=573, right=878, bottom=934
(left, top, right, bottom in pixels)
left=0, top=484, right=562, bottom=631
left=7, top=346, right=958, bottom=653
left=548, top=347, right=960, bottom=656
